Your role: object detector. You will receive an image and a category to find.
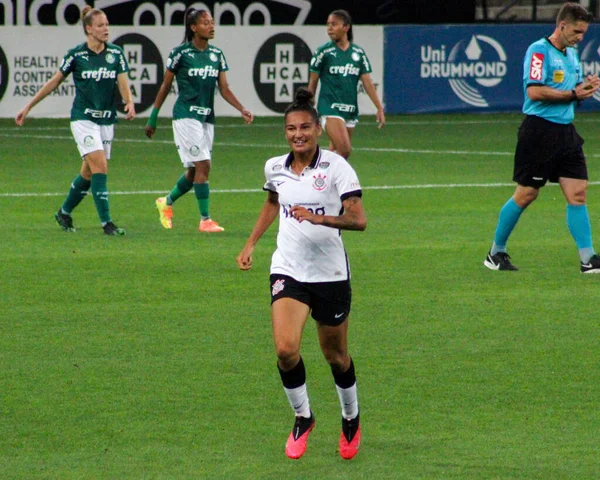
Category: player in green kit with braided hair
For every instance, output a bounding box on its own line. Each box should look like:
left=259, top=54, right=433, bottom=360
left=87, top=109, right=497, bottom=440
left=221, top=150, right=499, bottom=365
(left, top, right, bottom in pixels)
left=145, top=8, right=253, bottom=232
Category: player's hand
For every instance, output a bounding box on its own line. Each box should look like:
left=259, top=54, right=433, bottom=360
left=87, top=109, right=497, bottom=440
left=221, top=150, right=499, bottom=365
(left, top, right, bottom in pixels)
left=241, top=108, right=254, bottom=124
left=290, top=205, right=317, bottom=224
left=144, top=125, right=156, bottom=139
left=236, top=246, right=254, bottom=270
left=124, top=102, right=136, bottom=120
left=15, top=107, right=29, bottom=126
left=376, top=108, right=386, bottom=129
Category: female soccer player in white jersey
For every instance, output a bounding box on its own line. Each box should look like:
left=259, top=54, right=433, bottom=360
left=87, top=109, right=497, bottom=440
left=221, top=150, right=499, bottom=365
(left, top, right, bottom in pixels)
left=145, top=8, right=253, bottom=232
left=15, top=6, right=135, bottom=236
left=237, top=88, right=366, bottom=460
left=307, top=9, right=385, bottom=159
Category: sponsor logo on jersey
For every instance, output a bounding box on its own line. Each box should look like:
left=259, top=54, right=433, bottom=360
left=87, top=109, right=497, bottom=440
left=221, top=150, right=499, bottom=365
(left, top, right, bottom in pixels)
left=190, top=106, right=212, bottom=116
left=253, top=33, right=312, bottom=113
left=84, top=108, right=113, bottom=119
left=82, top=68, right=117, bottom=81
left=329, top=64, right=360, bottom=76
left=273, top=164, right=283, bottom=171
left=331, top=103, right=356, bottom=113
left=529, top=53, right=544, bottom=81
left=319, top=161, right=330, bottom=169
left=113, top=33, right=163, bottom=114
left=420, top=34, right=507, bottom=108
left=188, top=65, right=219, bottom=79
left=0, top=44, right=8, bottom=103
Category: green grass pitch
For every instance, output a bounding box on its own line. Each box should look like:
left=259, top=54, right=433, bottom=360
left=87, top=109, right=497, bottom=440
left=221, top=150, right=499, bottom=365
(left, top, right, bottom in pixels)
left=1, top=113, right=599, bottom=479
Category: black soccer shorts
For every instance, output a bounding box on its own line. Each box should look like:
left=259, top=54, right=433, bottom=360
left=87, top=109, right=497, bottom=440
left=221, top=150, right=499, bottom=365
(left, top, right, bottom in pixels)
left=513, top=115, right=587, bottom=188
left=270, top=274, right=352, bottom=326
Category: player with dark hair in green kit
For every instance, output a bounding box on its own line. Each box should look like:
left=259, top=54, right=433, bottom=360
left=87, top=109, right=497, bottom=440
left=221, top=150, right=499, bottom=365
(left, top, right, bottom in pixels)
left=145, top=8, right=253, bottom=232
left=15, top=6, right=135, bottom=235
left=308, top=9, right=385, bottom=160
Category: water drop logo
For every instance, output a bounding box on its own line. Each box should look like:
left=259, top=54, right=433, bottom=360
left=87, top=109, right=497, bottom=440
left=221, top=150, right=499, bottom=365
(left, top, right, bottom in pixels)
left=421, top=35, right=507, bottom=108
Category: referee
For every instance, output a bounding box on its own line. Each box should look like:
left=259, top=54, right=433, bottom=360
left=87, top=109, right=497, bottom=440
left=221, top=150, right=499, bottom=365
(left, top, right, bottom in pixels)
left=484, top=2, right=600, bottom=273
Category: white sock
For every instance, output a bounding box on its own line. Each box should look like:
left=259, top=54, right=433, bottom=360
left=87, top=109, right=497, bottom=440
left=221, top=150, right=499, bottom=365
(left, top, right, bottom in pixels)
left=283, top=384, right=311, bottom=418
left=336, top=383, right=359, bottom=420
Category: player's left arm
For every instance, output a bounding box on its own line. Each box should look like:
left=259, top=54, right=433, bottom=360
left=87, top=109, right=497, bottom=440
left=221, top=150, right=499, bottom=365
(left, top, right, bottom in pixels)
left=360, top=73, right=385, bottom=128
left=290, top=195, right=367, bottom=231
left=117, top=72, right=136, bottom=120
left=218, top=71, right=253, bottom=124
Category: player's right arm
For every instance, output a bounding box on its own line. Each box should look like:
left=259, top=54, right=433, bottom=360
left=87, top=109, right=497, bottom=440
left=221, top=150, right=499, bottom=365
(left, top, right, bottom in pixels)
left=307, top=72, right=320, bottom=96
left=144, top=69, right=175, bottom=138
left=15, top=71, right=65, bottom=126
left=237, top=190, right=280, bottom=270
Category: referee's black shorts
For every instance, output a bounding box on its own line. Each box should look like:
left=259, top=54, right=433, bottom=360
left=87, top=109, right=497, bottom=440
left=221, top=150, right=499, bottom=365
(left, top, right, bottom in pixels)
left=270, top=274, right=352, bottom=326
left=513, top=115, right=587, bottom=188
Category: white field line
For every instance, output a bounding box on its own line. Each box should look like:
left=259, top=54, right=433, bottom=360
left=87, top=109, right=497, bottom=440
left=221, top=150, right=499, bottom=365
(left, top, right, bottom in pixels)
left=0, top=132, right=511, bottom=156
left=3, top=182, right=600, bottom=198
left=2, top=117, right=599, bottom=130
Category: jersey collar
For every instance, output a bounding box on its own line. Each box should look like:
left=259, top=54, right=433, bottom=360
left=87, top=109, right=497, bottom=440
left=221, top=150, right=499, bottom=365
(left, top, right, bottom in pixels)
left=544, top=36, right=568, bottom=56
left=285, top=145, right=322, bottom=170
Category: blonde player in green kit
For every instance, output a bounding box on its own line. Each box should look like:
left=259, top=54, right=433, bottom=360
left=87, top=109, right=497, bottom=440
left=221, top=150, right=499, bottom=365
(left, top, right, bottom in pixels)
left=308, top=9, right=385, bottom=160
left=145, top=8, right=253, bottom=232
left=15, top=6, right=135, bottom=236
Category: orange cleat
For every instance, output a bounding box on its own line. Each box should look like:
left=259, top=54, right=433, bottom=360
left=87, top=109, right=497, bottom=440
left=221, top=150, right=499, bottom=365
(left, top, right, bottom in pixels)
left=199, top=219, right=224, bottom=232
left=285, top=414, right=315, bottom=459
left=339, top=414, right=361, bottom=460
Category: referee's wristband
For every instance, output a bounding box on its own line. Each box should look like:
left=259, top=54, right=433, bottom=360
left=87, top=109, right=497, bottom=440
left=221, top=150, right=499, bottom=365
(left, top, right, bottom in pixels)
left=146, top=107, right=159, bottom=128
left=571, top=89, right=578, bottom=101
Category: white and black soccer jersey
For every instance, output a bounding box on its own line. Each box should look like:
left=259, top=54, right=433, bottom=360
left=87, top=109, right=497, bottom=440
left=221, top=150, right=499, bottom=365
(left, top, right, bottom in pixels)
left=264, top=147, right=362, bottom=283
left=59, top=42, right=129, bottom=125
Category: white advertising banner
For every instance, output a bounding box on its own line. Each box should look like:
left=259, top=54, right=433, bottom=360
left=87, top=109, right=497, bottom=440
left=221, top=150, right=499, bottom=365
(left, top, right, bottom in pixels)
left=0, top=26, right=383, bottom=118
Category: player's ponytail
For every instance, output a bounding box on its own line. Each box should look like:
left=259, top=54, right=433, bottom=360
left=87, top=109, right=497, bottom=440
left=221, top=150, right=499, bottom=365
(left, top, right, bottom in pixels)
left=81, top=6, right=104, bottom=36
left=183, top=7, right=208, bottom=43
left=284, top=87, right=319, bottom=123
left=331, top=9, right=353, bottom=43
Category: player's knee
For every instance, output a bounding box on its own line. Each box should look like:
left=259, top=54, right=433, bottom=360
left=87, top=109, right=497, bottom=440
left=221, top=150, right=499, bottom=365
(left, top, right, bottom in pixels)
left=275, top=343, right=300, bottom=368
left=322, top=349, right=347, bottom=370
left=569, top=189, right=587, bottom=205
left=337, top=144, right=352, bottom=159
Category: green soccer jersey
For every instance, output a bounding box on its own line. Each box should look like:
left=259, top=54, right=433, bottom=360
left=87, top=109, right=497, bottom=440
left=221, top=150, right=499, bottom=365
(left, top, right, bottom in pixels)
left=309, top=41, right=372, bottom=121
left=167, top=42, right=229, bottom=124
left=59, top=42, right=129, bottom=126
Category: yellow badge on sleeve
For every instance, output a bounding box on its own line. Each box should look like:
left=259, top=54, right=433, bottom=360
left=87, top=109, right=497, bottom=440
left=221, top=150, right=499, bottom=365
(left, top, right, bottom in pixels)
left=553, top=70, right=565, bottom=83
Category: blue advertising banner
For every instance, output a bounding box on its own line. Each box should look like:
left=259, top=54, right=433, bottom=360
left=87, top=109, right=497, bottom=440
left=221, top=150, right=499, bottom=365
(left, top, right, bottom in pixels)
left=384, top=24, right=600, bottom=114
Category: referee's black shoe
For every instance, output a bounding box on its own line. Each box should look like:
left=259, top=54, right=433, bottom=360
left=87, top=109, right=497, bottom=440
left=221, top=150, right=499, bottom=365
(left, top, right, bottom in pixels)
left=484, top=251, right=518, bottom=271
left=581, top=254, right=600, bottom=274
